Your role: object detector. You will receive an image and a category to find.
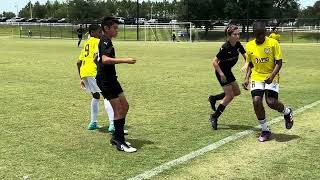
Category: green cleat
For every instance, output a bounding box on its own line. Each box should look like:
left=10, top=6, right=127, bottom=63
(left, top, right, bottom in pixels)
left=108, top=124, right=115, bottom=133
left=87, top=122, right=102, bottom=130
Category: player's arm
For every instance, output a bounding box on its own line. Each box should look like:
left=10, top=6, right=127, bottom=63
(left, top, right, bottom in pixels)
left=242, top=62, right=253, bottom=90
left=239, top=43, right=248, bottom=72
left=100, top=42, right=136, bottom=64
left=101, top=55, right=136, bottom=64
left=76, top=60, right=82, bottom=77
left=212, top=57, right=226, bottom=83
left=265, top=60, right=282, bottom=84
left=93, top=53, right=98, bottom=64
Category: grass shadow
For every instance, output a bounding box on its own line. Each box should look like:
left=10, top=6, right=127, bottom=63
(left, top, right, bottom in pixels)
left=270, top=133, right=301, bottom=142
left=126, top=138, right=154, bottom=149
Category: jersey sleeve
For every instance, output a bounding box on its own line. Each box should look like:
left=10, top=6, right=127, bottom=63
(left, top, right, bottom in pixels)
left=273, top=41, right=282, bottom=61
left=238, top=42, right=246, bottom=54
left=78, top=46, right=85, bottom=61
left=245, top=43, right=252, bottom=63
left=216, top=47, right=226, bottom=60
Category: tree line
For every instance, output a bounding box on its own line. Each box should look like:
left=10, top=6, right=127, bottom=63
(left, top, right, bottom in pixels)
left=0, top=0, right=319, bottom=23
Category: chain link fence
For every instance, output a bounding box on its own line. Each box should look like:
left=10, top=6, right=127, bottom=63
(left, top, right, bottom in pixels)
left=0, top=18, right=319, bottom=43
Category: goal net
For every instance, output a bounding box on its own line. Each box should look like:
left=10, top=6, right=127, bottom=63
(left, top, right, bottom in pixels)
left=143, top=22, right=194, bottom=42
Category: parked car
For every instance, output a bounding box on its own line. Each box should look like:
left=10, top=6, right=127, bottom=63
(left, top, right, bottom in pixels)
left=116, top=17, right=125, bottom=24
left=147, top=19, right=158, bottom=23
left=0, top=17, right=8, bottom=22
left=124, top=18, right=135, bottom=25
left=38, top=19, right=48, bottom=23
left=6, top=17, right=25, bottom=22
left=48, top=18, right=58, bottom=23
left=27, top=18, right=38, bottom=22
left=170, top=19, right=178, bottom=24
left=135, top=18, right=146, bottom=25
left=16, top=18, right=26, bottom=22
left=58, top=18, right=69, bottom=23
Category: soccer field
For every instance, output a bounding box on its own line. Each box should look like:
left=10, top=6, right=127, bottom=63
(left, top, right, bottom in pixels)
left=0, top=39, right=319, bottom=179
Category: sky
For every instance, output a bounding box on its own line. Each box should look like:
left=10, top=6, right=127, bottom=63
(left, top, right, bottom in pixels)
left=0, top=0, right=318, bottom=15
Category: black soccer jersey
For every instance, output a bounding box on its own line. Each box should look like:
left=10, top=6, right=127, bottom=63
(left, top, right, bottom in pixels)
left=96, top=35, right=117, bottom=81
left=77, top=28, right=84, bottom=36
left=216, top=41, right=246, bottom=70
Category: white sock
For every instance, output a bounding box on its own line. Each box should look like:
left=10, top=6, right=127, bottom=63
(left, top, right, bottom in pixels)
left=104, top=99, right=114, bottom=125
left=91, top=98, right=99, bottom=123
left=259, top=119, right=270, bottom=132
left=283, top=107, right=290, bottom=115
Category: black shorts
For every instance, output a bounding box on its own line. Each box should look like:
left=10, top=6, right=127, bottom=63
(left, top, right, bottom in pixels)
left=251, top=89, right=279, bottom=99
left=78, top=34, right=83, bottom=39
left=215, top=70, right=236, bottom=86
left=97, top=79, right=123, bottom=100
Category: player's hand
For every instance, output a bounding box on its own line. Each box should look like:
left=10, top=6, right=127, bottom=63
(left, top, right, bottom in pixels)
left=264, top=77, right=273, bottom=84
left=220, top=74, right=227, bottom=83
left=242, top=79, right=249, bottom=90
left=80, top=80, right=86, bottom=89
left=126, top=58, right=137, bottom=64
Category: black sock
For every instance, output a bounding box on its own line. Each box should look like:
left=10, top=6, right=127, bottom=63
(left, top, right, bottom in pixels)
left=114, top=118, right=125, bottom=143
left=214, top=93, right=225, bottom=100
left=212, top=104, right=226, bottom=118
left=78, top=40, right=81, bottom=46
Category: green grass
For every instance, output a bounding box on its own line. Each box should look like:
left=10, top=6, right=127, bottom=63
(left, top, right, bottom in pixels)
left=0, top=39, right=319, bottom=179
left=154, top=105, right=320, bottom=180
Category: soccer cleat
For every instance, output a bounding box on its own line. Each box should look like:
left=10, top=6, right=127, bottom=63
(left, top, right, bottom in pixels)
left=87, top=122, right=102, bottom=130
left=108, top=124, right=115, bottom=133
left=284, top=108, right=294, bottom=129
left=258, top=131, right=272, bottom=142
left=119, top=143, right=137, bottom=153
left=208, top=95, right=217, bottom=111
left=111, top=139, right=137, bottom=153
left=210, top=114, right=218, bottom=130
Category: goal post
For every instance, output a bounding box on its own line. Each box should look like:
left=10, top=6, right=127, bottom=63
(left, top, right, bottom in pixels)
left=143, top=22, right=193, bottom=42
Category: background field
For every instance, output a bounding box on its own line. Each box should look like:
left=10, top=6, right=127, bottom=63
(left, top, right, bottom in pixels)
left=0, top=38, right=319, bottom=179
left=1, top=24, right=320, bottom=43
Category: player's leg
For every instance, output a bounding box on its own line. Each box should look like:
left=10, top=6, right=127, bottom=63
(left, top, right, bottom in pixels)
left=87, top=92, right=103, bottom=130
left=251, top=81, right=271, bottom=142
left=265, top=83, right=293, bottom=129
left=230, top=81, right=241, bottom=97
left=107, top=81, right=136, bottom=153
left=103, top=98, right=115, bottom=132
left=78, top=35, right=82, bottom=47
left=210, top=84, right=233, bottom=130
left=118, top=93, right=129, bottom=117
left=83, top=77, right=102, bottom=130
left=208, top=71, right=228, bottom=111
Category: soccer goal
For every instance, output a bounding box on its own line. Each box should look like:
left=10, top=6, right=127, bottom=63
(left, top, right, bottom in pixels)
left=143, top=22, right=194, bottom=42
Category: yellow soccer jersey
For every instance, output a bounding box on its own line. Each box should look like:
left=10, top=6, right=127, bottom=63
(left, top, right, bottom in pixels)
left=78, top=37, right=100, bottom=78
left=269, top=33, right=280, bottom=42
left=246, top=37, right=282, bottom=82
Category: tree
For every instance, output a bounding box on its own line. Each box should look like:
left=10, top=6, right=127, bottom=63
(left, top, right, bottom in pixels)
left=33, top=1, right=46, bottom=18
left=2, top=12, right=16, bottom=19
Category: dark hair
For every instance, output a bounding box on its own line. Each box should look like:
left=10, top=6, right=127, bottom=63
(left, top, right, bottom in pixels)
left=101, top=16, right=119, bottom=30
left=225, top=24, right=238, bottom=36
left=272, top=26, right=277, bottom=31
left=89, top=24, right=100, bottom=35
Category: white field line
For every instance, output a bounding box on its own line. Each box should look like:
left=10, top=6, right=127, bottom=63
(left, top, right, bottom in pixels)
left=129, top=100, right=320, bottom=180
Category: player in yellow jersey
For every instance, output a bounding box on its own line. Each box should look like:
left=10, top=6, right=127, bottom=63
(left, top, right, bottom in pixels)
left=76, top=24, right=115, bottom=131
left=243, top=22, right=293, bottom=142
left=269, top=26, right=280, bottom=43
